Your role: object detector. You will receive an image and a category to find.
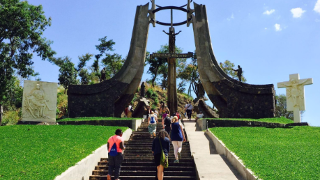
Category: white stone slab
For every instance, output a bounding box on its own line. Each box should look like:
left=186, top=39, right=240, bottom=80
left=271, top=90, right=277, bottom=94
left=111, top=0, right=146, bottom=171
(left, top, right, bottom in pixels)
left=22, top=80, right=58, bottom=122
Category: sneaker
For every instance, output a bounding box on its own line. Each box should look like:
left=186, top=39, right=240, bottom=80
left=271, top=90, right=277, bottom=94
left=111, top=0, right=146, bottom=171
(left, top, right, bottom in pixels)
left=178, top=152, right=181, bottom=159
left=107, top=174, right=111, bottom=180
left=174, top=159, right=179, bottom=163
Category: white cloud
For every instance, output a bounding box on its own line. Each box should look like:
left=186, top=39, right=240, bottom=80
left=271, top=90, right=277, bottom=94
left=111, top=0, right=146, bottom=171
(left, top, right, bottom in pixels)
left=291, top=8, right=306, bottom=18
left=263, top=9, right=275, bottom=15
left=274, top=24, right=282, bottom=31
left=227, top=13, right=234, bottom=21
left=314, top=0, right=320, bottom=14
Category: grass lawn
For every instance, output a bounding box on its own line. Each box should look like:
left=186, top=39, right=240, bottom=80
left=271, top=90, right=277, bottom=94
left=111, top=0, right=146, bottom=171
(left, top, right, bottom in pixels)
left=0, top=125, right=128, bottom=180
left=205, top=117, right=293, bottom=124
left=210, top=126, right=320, bottom=180
left=58, top=117, right=141, bottom=122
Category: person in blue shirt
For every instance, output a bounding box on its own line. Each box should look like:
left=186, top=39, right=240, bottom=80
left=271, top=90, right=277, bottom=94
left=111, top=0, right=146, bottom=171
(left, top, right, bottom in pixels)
left=152, top=130, right=170, bottom=180
left=170, top=116, right=186, bottom=163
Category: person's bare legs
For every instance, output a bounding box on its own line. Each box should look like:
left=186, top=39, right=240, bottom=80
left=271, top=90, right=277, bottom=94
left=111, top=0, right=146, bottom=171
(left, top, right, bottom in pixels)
left=157, top=165, right=164, bottom=180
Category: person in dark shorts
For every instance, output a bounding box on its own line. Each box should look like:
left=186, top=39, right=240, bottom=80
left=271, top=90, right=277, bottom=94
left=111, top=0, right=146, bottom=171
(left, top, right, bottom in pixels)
left=184, top=101, right=193, bottom=120
left=152, top=130, right=170, bottom=180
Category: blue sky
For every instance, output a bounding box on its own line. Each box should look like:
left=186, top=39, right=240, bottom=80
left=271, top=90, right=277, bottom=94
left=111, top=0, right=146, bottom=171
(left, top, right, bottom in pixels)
left=26, top=0, right=320, bottom=126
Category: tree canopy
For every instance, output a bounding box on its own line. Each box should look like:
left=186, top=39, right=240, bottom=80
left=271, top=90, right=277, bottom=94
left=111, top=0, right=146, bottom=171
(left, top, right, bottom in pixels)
left=52, top=36, right=124, bottom=90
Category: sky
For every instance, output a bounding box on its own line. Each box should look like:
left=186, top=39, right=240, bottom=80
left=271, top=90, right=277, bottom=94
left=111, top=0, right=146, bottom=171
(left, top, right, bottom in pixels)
left=26, top=0, right=320, bottom=126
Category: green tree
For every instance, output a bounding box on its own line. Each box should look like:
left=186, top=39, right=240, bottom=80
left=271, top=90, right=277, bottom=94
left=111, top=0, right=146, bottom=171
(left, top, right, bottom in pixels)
left=52, top=57, right=78, bottom=91
left=52, top=53, right=92, bottom=89
left=177, top=56, right=199, bottom=96
left=95, top=36, right=124, bottom=79
left=219, top=60, right=247, bottom=82
left=0, top=0, right=55, bottom=124
left=275, top=94, right=292, bottom=120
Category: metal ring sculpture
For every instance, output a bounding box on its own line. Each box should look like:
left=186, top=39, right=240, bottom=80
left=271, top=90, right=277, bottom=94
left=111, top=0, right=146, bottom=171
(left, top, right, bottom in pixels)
left=149, top=6, right=192, bottom=26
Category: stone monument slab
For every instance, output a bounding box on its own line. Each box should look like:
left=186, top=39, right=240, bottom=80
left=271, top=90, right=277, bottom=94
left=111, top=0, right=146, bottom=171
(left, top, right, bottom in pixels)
left=22, top=80, right=58, bottom=123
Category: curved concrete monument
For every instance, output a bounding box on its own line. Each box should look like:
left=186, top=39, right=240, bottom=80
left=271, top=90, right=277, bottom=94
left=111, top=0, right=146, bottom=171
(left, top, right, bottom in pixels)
left=68, top=4, right=149, bottom=117
left=192, top=3, right=275, bottom=118
left=68, top=2, right=275, bottom=118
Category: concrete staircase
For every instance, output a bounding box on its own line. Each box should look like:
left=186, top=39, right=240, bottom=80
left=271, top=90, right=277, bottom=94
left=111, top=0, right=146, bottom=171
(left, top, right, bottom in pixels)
left=89, top=121, right=197, bottom=180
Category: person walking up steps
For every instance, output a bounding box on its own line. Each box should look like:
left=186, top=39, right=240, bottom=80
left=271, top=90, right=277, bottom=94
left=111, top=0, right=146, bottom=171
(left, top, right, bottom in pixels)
left=107, top=129, right=125, bottom=180
left=152, top=130, right=170, bottom=180
left=148, top=111, right=158, bottom=138
left=184, top=101, right=193, bottom=121
left=170, top=116, right=186, bottom=163
left=163, top=113, right=171, bottom=135
left=159, top=102, right=170, bottom=122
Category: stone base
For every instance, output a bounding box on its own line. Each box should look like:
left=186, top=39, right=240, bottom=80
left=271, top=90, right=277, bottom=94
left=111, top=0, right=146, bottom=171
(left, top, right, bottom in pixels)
left=209, top=80, right=275, bottom=118
left=68, top=80, right=129, bottom=118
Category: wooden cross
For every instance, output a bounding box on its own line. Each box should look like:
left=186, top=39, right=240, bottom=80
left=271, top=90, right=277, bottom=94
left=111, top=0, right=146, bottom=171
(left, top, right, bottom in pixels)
left=277, top=74, right=313, bottom=123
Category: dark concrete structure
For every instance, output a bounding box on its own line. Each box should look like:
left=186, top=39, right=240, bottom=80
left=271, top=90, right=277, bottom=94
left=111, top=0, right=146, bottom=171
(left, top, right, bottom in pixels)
left=192, top=3, right=275, bottom=118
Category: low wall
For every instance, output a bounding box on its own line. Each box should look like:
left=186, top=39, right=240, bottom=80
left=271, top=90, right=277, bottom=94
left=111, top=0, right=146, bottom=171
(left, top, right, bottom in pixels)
left=58, top=119, right=143, bottom=131
left=196, top=119, right=307, bottom=130
left=205, top=130, right=258, bottom=180
left=54, top=128, right=133, bottom=180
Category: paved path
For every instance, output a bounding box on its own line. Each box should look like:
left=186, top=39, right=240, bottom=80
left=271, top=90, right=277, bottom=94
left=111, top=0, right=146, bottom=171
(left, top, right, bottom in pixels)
left=183, top=120, right=244, bottom=180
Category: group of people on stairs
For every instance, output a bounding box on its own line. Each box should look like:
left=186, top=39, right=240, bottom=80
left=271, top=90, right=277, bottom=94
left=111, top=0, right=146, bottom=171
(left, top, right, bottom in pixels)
left=107, top=100, right=195, bottom=180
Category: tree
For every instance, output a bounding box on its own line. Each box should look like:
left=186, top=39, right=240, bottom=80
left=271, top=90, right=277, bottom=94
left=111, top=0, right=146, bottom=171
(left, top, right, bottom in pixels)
left=95, top=36, right=124, bottom=79
left=177, top=55, right=199, bottom=96
left=219, top=60, right=247, bottom=82
left=52, top=57, right=78, bottom=91
left=0, top=0, right=55, bottom=124
left=52, top=53, right=93, bottom=90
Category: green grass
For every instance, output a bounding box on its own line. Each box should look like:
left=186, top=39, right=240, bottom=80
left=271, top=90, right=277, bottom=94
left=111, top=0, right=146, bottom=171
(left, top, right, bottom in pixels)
left=58, top=117, right=141, bottom=122
left=0, top=125, right=128, bottom=180
left=205, top=117, right=293, bottom=124
left=210, top=126, right=320, bottom=180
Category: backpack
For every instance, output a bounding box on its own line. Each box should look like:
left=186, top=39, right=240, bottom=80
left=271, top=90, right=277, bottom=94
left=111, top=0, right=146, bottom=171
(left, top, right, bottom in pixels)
left=150, top=116, right=155, bottom=124
left=109, top=137, right=119, bottom=156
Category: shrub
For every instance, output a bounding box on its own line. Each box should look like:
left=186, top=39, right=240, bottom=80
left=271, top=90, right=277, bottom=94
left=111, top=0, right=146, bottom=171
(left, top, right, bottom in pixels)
left=145, top=88, right=158, bottom=101
left=2, top=109, right=21, bottom=125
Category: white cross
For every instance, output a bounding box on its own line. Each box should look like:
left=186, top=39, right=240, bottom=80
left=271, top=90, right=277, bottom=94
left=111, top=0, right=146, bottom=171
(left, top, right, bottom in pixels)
left=277, top=74, right=313, bottom=123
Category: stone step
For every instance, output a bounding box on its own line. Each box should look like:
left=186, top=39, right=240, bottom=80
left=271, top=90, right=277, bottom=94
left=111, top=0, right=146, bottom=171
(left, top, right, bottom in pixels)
left=97, top=161, right=195, bottom=166
left=124, top=146, right=190, bottom=150
left=92, top=170, right=196, bottom=176
left=90, top=121, right=196, bottom=180
left=90, top=175, right=196, bottom=180
left=100, top=158, right=195, bottom=163
left=95, top=165, right=196, bottom=171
